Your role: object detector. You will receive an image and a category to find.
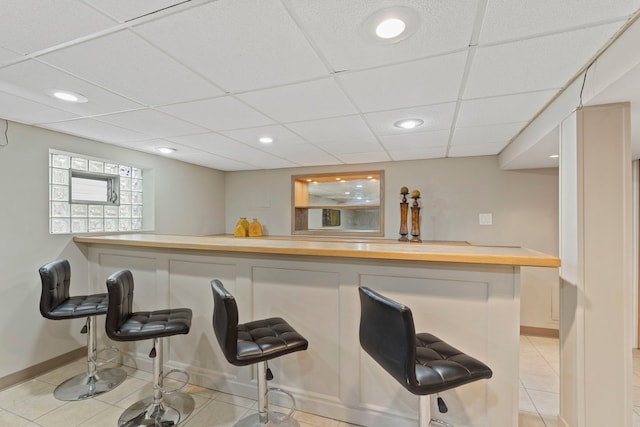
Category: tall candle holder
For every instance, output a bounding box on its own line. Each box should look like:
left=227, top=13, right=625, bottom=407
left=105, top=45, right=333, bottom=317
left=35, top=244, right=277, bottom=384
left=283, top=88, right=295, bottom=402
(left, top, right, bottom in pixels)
left=410, top=190, right=422, bottom=243
left=398, top=186, right=409, bottom=241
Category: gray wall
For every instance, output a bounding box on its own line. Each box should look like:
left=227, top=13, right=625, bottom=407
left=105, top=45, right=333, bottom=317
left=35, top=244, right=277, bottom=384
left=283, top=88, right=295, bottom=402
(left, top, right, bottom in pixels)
left=0, top=123, right=559, bottom=382
left=225, top=156, right=560, bottom=329
left=0, top=122, right=225, bottom=378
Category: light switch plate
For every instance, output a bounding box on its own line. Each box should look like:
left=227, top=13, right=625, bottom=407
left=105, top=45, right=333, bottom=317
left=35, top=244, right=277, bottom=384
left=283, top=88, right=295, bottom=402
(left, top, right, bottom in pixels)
left=479, top=213, right=492, bottom=225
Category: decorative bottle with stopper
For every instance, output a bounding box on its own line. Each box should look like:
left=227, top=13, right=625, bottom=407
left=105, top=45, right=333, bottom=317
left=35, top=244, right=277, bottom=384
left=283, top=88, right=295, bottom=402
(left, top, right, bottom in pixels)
left=399, top=186, right=409, bottom=241
left=234, top=217, right=249, bottom=237
left=410, top=189, right=422, bottom=243
left=248, top=218, right=263, bottom=237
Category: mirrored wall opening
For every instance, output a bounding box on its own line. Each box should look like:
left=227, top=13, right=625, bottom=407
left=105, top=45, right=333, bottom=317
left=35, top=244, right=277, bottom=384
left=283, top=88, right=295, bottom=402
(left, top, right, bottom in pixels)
left=292, top=171, right=384, bottom=237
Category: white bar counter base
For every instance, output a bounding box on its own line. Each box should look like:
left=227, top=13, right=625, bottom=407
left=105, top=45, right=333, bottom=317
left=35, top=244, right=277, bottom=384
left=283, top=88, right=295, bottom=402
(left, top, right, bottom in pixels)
left=74, top=234, right=559, bottom=427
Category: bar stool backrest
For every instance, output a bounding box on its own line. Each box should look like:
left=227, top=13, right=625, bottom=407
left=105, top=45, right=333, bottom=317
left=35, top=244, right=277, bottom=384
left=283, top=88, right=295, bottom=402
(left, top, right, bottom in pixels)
left=358, top=286, right=418, bottom=391
left=210, top=279, right=240, bottom=365
left=105, top=269, right=135, bottom=340
left=39, top=259, right=71, bottom=319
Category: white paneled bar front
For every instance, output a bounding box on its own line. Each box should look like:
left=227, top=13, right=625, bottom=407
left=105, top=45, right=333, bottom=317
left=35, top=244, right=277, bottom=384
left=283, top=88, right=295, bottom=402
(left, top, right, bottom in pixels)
left=76, top=234, right=559, bottom=427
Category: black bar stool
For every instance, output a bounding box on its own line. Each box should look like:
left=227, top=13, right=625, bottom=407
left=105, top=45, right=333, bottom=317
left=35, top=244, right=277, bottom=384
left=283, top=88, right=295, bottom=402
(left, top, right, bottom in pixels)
left=358, top=286, right=493, bottom=427
left=106, top=269, right=195, bottom=427
left=39, top=259, right=126, bottom=401
left=210, top=279, right=309, bottom=427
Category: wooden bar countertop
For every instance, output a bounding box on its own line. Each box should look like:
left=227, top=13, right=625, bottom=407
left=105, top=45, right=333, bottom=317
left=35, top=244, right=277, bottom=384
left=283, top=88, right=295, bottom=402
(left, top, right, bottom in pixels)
left=73, top=234, right=560, bottom=268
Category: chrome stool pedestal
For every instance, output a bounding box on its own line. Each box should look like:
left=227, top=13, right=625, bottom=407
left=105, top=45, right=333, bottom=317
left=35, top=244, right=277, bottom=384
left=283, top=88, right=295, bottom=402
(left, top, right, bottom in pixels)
left=118, top=338, right=194, bottom=427
left=233, top=361, right=299, bottom=427
left=54, top=315, right=126, bottom=401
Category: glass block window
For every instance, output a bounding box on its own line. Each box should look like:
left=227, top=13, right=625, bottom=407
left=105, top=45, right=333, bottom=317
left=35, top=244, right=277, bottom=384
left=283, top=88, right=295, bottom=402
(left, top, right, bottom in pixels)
left=49, top=150, right=144, bottom=234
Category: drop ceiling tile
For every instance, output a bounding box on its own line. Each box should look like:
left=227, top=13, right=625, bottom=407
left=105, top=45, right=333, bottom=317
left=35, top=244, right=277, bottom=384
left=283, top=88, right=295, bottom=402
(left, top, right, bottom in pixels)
left=286, top=116, right=374, bottom=142
left=457, top=91, right=556, bottom=128
left=448, top=142, right=507, bottom=157
left=19, top=109, right=81, bottom=125
left=287, top=0, right=478, bottom=70
left=121, top=138, right=257, bottom=170
left=480, top=0, right=639, bottom=44
left=167, top=132, right=275, bottom=161
left=133, top=0, right=328, bottom=92
left=256, top=142, right=319, bottom=159
left=0, top=91, right=79, bottom=124
left=388, top=146, right=448, bottom=161
left=336, top=151, right=392, bottom=164
left=237, top=78, right=357, bottom=123
left=0, top=46, right=22, bottom=66
left=465, top=23, right=623, bottom=99
left=114, top=138, right=189, bottom=155
left=176, top=152, right=257, bottom=171
left=364, top=103, right=456, bottom=136
left=338, top=52, right=467, bottom=112
left=451, top=122, right=526, bottom=146
left=158, top=97, right=275, bottom=131
left=220, top=125, right=307, bottom=148
left=40, top=30, right=224, bottom=106
left=83, top=0, right=189, bottom=23
left=0, top=1, right=115, bottom=54
left=96, top=109, right=207, bottom=138
left=314, top=138, right=384, bottom=155
left=40, top=118, right=145, bottom=143
left=0, top=60, right=143, bottom=115
left=242, top=156, right=300, bottom=170
left=379, top=129, right=450, bottom=151
left=281, top=145, right=342, bottom=166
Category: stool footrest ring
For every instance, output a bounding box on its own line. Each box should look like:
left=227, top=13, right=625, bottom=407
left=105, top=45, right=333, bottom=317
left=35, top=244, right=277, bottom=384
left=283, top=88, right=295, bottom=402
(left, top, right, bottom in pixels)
left=431, top=418, right=454, bottom=427
left=161, top=369, right=190, bottom=395
left=94, top=346, right=121, bottom=367
left=266, top=387, right=296, bottom=423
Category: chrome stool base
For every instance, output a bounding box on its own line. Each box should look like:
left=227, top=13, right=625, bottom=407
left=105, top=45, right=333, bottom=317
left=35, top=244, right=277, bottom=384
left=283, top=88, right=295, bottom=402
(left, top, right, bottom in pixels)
left=233, top=362, right=300, bottom=427
left=53, top=367, right=127, bottom=401
left=234, top=412, right=300, bottom=427
left=118, top=392, right=195, bottom=427
left=118, top=338, right=194, bottom=426
left=54, top=315, right=126, bottom=401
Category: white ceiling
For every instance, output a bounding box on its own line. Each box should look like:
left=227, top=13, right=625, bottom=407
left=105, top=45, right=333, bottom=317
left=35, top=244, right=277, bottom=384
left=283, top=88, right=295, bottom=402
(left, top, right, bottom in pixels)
left=0, top=0, right=638, bottom=171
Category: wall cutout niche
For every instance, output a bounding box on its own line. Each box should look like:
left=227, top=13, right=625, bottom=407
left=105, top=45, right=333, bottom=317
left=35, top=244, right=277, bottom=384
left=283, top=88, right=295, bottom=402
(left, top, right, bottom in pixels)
left=292, top=171, right=383, bottom=237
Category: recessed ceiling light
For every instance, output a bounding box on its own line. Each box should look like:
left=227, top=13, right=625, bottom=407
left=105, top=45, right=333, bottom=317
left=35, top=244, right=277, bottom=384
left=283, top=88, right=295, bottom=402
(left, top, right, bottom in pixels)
left=549, top=154, right=559, bottom=158
left=394, top=118, right=424, bottom=130
left=157, top=147, right=176, bottom=154
left=48, top=89, right=88, bottom=103
left=259, top=136, right=273, bottom=144
left=376, top=18, right=406, bottom=39
left=361, top=7, right=420, bottom=45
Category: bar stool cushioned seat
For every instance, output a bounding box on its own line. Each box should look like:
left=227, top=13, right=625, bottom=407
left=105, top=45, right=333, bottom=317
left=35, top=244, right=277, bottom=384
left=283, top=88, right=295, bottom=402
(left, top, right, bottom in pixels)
left=106, top=269, right=194, bottom=427
left=358, top=286, right=493, bottom=427
left=211, top=279, right=308, bottom=426
left=39, top=259, right=126, bottom=401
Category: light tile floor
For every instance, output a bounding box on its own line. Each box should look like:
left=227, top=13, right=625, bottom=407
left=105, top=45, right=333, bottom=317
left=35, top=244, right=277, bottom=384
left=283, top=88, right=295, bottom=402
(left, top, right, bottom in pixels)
left=0, top=335, right=637, bottom=426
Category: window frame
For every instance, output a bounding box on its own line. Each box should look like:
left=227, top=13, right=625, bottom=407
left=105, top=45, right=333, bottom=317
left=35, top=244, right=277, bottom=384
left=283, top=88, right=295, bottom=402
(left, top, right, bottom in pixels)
left=69, top=170, right=120, bottom=206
